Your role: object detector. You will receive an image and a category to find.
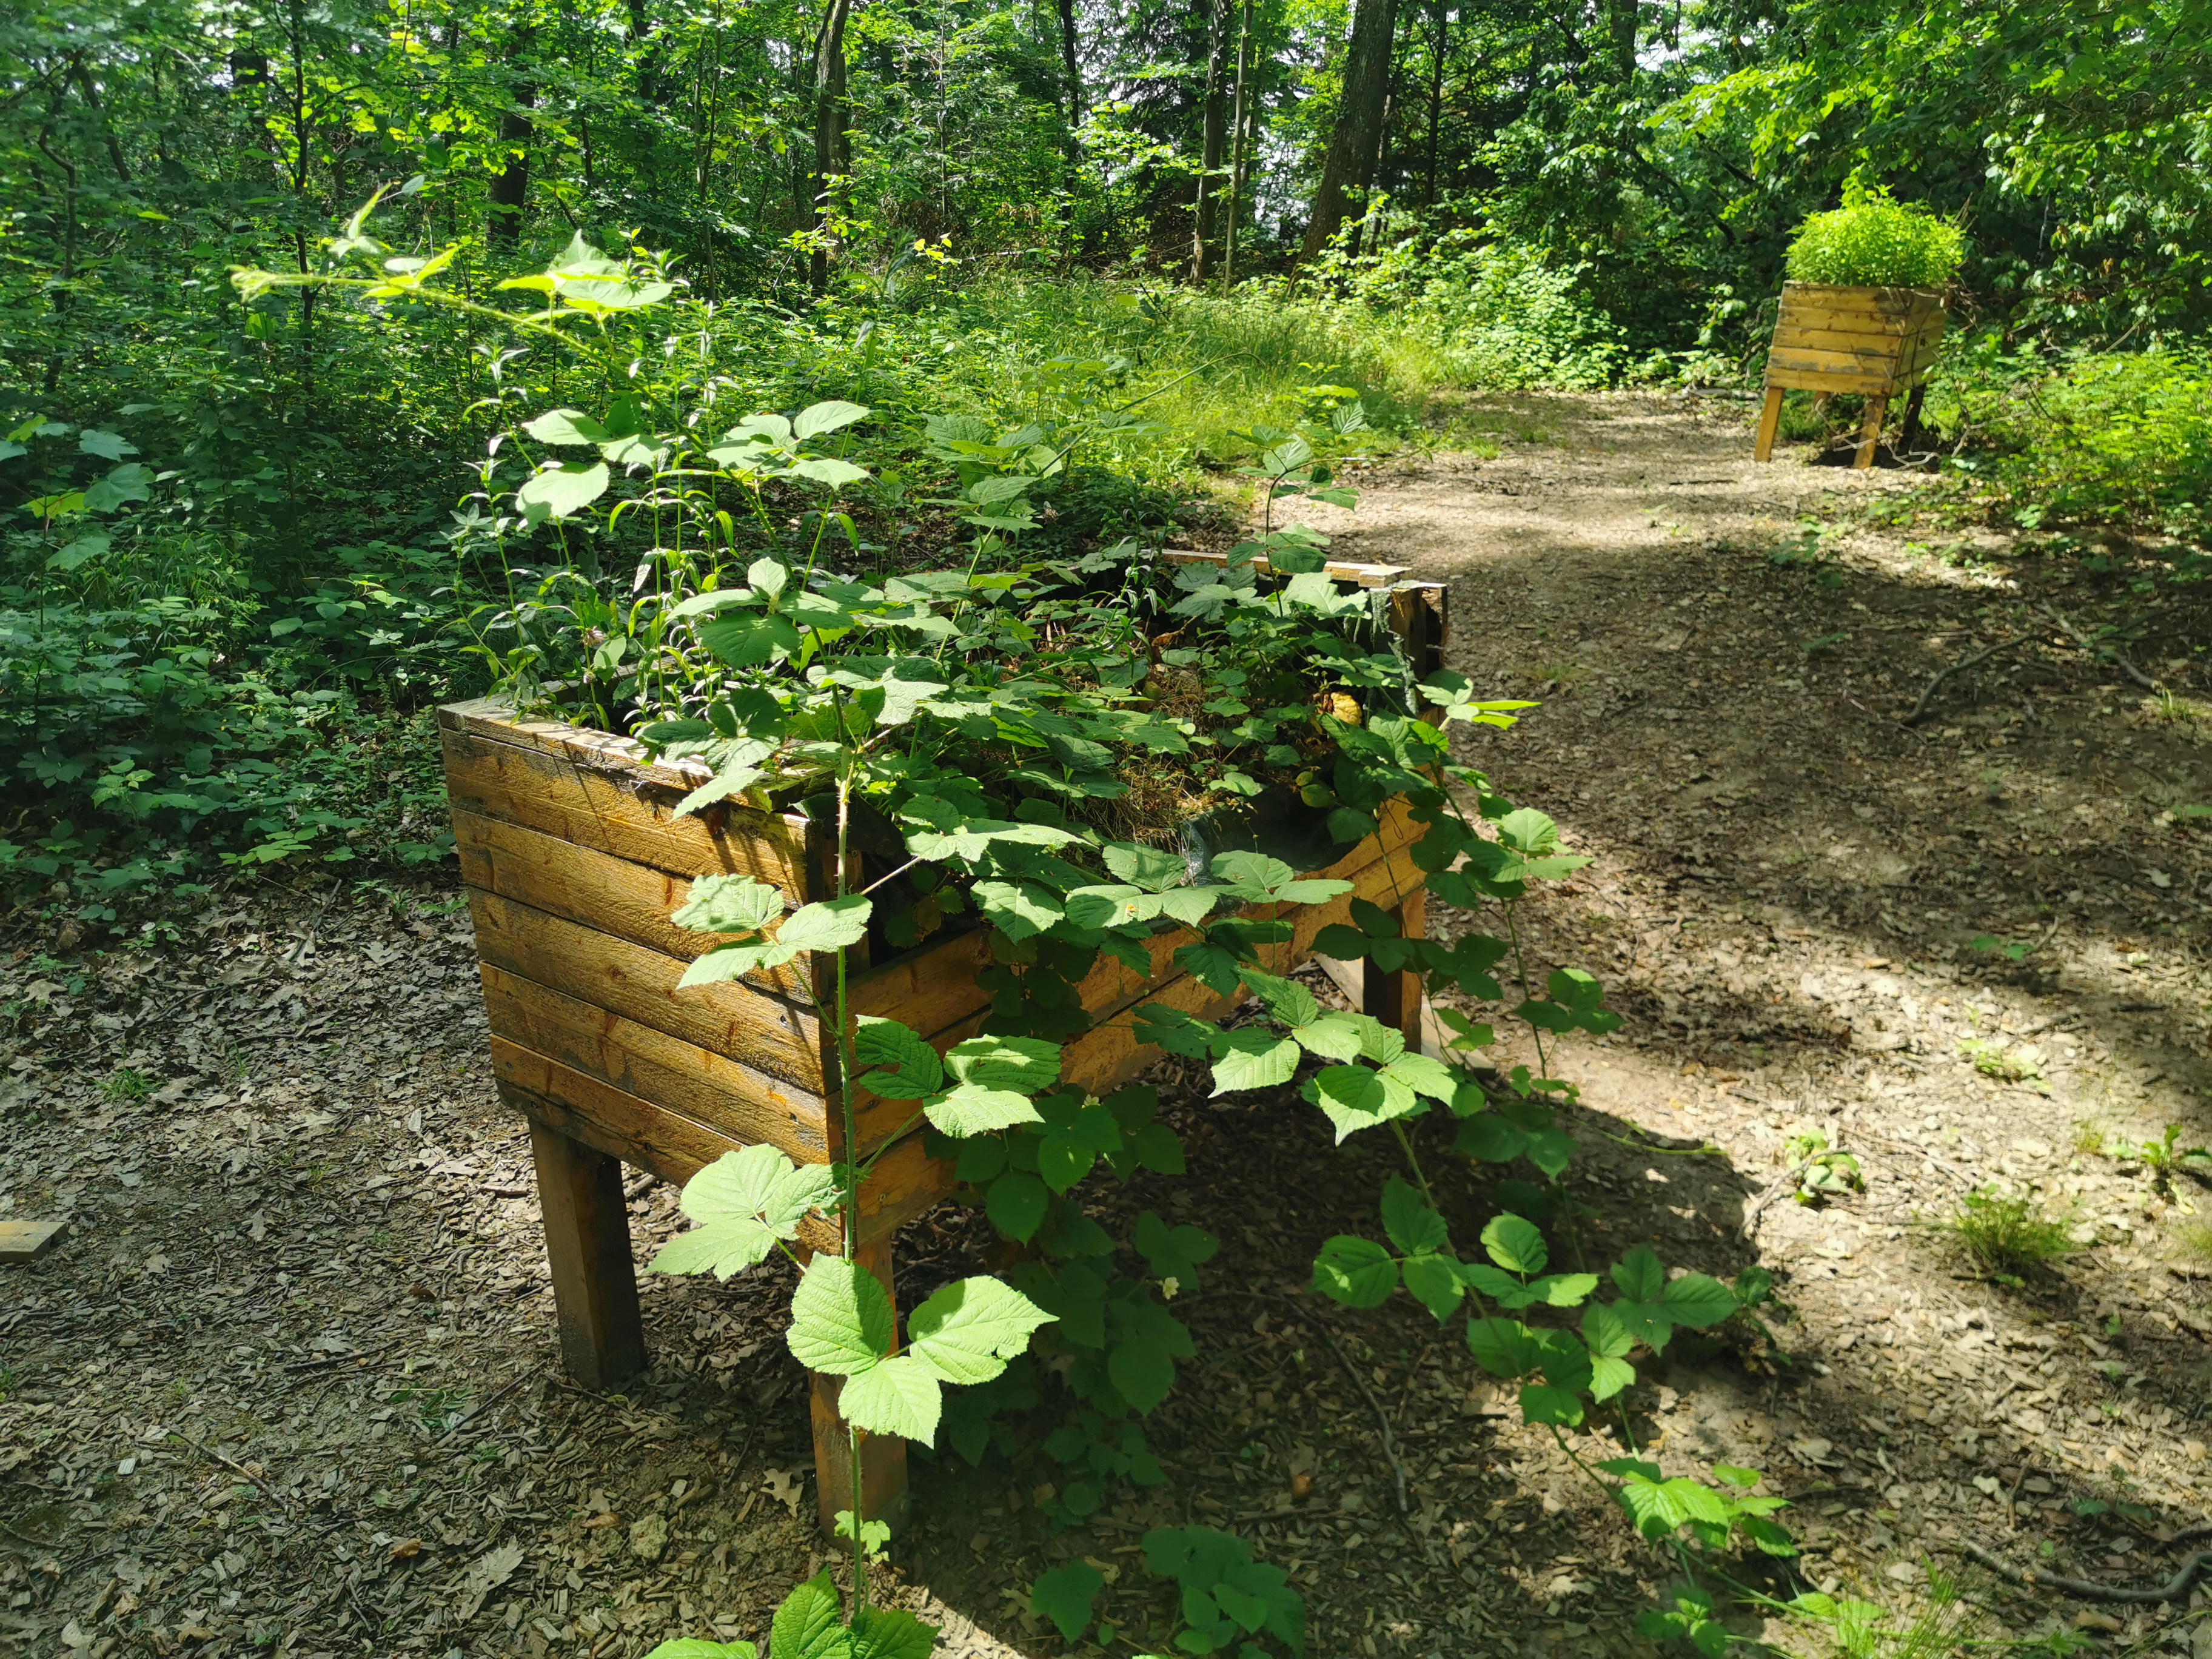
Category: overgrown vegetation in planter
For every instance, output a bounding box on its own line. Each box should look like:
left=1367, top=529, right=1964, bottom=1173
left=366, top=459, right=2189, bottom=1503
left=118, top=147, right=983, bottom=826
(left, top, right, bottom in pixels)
left=1785, top=183, right=1966, bottom=292
left=241, top=212, right=1870, bottom=1659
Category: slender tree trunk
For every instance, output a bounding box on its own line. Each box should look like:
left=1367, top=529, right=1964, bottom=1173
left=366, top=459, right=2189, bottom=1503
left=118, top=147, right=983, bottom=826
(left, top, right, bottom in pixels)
left=1055, top=0, right=1081, bottom=130
left=1424, top=0, right=1446, bottom=205
left=809, top=0, right=853, bottom=294
left=1191, top=0, right=1228, bottom=281
left=1220, top=0, right=1252, bottom=289
left=67, top=55, right=132, bottom=181
left=1300, top=0, right=1398, bottom=260
left=626, top=0, right=663, bottom=103
left=1607, top=0, right=1638, bottom=81
left=489, top=77, right=535, bottom=249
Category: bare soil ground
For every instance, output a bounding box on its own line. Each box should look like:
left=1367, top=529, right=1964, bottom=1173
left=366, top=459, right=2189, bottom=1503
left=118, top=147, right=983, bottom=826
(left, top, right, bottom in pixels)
left=5, top=392, right=2210, bottom=1659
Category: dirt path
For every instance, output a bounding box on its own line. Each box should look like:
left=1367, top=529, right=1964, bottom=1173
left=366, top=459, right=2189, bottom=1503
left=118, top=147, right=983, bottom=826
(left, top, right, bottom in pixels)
left=5, top=394, right=2211, bottom=1659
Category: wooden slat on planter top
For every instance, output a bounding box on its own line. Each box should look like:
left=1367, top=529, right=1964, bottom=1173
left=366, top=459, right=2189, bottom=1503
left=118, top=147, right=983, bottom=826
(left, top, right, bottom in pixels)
left=443, top=726, right=811, bottom=890
left=468, top=890, right=825, bottom=1091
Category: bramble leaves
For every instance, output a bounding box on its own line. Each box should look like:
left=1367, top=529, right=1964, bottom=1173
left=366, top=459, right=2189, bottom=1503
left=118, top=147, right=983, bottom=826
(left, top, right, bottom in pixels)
left=1313, top=1235, right=1398, bottom=1307
left=854, top=1017, right=943, bottom=1100
left=648, top=1144, right=837, bottom=1279
left=784, top=1258, right=1050, bottom=1447
left=1209, top=1028, right=1300, bottom=1094
left=907, top=1276, right=1057, bottom=1384
left=1381, top=1178, right=1448, bottom=1255
left=1029, top=1562, right=1104, bottom=1642
left=786, top=1255, right=896, bottom=1376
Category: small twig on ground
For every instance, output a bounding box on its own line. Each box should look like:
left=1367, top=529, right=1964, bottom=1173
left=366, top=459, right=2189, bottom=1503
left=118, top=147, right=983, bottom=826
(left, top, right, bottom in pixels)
left=1305, top=1318, right=1410, bottom=1517
left=1202, top=1288, right=1416, bottom=1520
left=2038, top=603, right=2158, bottom=691
left=1739, top=1173, right=1797, bottom=1242
left=168, top=1430, right=295, bottom=1510
left=1957, top=1539, right=2212, bottom=1605
left=1901, top=635, right=2032, bottom=726
left=433, top=1370, right=531, bottom=1441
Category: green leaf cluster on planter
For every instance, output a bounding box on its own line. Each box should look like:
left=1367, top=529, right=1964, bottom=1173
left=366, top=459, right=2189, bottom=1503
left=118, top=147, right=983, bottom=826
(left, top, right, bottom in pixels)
left=1785, top=181, right=1966, bottom=290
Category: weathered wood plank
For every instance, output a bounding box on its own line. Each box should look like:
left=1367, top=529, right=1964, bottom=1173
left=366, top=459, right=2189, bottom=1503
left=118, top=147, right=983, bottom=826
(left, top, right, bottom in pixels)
left=1763, top=360, right=1902, bottom=396
left=443, top=726, right=813, bottom=889
left=469, top=890, right=826, bottom=1091
left=1162, top=548, right=1410, bottom=588
left=455, top=808, right=817, bottom=1000
left=1771, top=326, right=1915, bottom=358
left=441, top=697, right=714, bottom=793
left=479, top=962, right=856, bottom=1158
left=491, top=1044, right=955, bottom=1250
left=0, top=1219, right=68, bottom=1263
left=1779, top=281, right=1942, bottom=315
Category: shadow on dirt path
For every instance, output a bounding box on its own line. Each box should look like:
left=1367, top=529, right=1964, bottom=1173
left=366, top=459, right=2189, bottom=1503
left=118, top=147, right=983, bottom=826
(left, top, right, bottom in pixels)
left=3, top=392, right=2210, bottom=1659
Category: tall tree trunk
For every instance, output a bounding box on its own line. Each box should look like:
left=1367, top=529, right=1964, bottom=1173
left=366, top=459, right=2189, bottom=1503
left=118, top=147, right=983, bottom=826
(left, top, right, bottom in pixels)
left=809, top=0, right=853, bottom=295
left=1220, top=0, right=1253, bottom=288
left=1607, top=0, right=1638, bottom=81
left=627, top=0, right=663, bottom=103
left=1424, top=0, right=1446, bottom=205
left=1191, top=0, right=1228, bottom=281
left=1055, top=0, right=1081, bottom=131
left=489, top=76, right=535, bottom=249
left=1300, top=0, right=1398, bottom=260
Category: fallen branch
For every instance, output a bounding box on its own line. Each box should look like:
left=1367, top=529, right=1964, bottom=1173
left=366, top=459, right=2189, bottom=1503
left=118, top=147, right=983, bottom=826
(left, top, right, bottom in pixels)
left=1958, top=1539, right=2212, bottom=1605
left=1901, top=635, right=2032, bottom=726
left=169, top=1430, right=296, bottom=1510
left=2038, top=603, right=2158, bottom=691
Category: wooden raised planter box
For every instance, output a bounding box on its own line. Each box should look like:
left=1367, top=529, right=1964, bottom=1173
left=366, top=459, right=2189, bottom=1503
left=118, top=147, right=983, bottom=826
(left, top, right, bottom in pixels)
left=441, top=555, right=1446, bottom=1530
left=1754, top=281, right=1946, bottom=469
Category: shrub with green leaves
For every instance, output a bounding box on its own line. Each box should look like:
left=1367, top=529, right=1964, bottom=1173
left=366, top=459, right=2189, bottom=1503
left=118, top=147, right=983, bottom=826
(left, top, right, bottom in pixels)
left=1785, top=183, right=1965, bottom=290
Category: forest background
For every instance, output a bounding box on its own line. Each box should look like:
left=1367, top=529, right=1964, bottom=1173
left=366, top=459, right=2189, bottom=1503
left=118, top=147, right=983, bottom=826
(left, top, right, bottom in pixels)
left=1, top=0, right=2208, bottom=928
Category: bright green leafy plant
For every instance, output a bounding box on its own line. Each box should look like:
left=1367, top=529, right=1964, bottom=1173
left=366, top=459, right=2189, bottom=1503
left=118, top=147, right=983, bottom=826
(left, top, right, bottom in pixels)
left=1785, top=181, right=1966, bottom=290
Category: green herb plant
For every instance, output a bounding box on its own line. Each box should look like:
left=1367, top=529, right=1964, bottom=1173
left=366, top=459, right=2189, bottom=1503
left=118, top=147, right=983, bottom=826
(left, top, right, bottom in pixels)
left=1785, top=181, right=1967, bottom=290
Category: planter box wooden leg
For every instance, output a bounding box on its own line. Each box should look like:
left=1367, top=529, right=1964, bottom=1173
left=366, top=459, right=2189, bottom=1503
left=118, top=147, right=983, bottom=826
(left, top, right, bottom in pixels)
left=1366, top=890, right=1427, bottom=1054
left=1753, top=389, right=1784, bottom=463
left=1898, top=384, right=1928, bottom=453
left=809, top=1236, right=910, bottom=1536
left=531, top=1118, right=649, bottom=1390
left=1854, top=393, right=1888, bottom=471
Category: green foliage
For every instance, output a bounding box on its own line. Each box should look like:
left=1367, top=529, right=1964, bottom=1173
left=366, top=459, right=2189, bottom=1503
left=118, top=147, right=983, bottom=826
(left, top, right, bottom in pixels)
left=1926, top=343, right=2212, bottom=549
left=1948, top=1187, right=2078, bottom=1282
left=1781, top=1130, right=1864, bottom=1205
left=1785, top=183, right=1967, bottom=290
left=1142, top=1526, right=1305, bottom=1655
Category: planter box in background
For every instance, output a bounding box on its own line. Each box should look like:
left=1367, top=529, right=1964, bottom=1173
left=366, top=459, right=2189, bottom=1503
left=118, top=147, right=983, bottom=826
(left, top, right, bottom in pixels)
left=1755, top=281, right=1946, bottom=469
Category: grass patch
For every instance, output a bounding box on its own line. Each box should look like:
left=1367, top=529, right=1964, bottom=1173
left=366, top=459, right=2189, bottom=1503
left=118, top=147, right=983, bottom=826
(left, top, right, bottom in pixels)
left=1957, top=1037, right=2041, bottom=1084
left=1947, top=1187, right=2077, bottom=1283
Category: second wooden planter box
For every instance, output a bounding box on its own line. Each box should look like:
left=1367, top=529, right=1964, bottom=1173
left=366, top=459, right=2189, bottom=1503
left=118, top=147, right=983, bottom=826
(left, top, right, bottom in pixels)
left=1755, top=280, right=1946, bottom=469
left=440, top=557, right=1445, bottom=1529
